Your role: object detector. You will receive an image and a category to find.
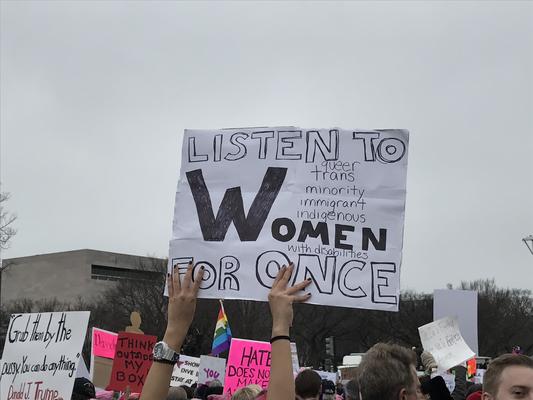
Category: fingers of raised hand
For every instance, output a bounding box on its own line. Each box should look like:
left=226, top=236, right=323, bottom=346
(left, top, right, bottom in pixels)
left=271, top=265, right=287, bottom=289
left=279, top=263, right=294, bottom=288
left=292, top=292, right=312, bottom=303
left=286, top=278, right=311, bottom=295
left=183, top=262, right=194, bottom=288
left=192, top=266, right=204, bottom=293
left=167, top=272, right=174, bottom=297
left=172, top=264, right=182, bottom=293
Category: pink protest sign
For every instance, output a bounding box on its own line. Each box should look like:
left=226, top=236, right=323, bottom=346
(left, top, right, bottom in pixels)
left=92, top=327, right=118, bottom=359
left=224, top=338, right=271, bottom=395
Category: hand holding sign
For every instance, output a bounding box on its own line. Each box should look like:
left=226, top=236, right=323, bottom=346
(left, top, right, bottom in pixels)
left=267, top=265, right=311, bottom=400
left=418, top=316, right=475, bottom=372
left=164, top=261, right=204, bottom=350
left=268, top=263, right=311, bottom=336
left=141, top=262, right=204, bottom=400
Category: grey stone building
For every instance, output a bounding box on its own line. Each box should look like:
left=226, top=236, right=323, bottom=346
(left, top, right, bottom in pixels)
left=0, top=249, right=164, bottom=305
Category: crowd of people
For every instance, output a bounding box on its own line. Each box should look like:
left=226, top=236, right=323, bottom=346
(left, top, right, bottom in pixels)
left=71, top=262, right=533, bottom=400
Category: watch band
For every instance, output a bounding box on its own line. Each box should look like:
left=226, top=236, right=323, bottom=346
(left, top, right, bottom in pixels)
left=153, top=341, right=180, bottom=364
left=153, top=358, right=177, bottom=365
left=270, top=335, right=291, bottom=344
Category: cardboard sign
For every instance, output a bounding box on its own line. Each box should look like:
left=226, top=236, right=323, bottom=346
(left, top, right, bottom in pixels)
left=198, top=355, right=226, bottom=385
left=170, top=355, right=200, bottom=387
left=434, top=290, right=478, bottom=354
left=92, top=356, right=113, bottom=390
left=224, top=339, right=271, bottom=394
left=419, top=316, right=475, bottom=371
left=90, top=328, right=118, bottom=389
left=0, top=311, right=90, bottom=400
left=169, top=127, right=409, bottom=311
left=107, top=332, right=157, bottom=393
left=92, top=328, right=118, bottom=359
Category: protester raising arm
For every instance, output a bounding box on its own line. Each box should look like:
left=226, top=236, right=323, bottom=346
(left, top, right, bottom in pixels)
left=140, top=262, right=204, bottom=400
left=267, top=263, right=312, bottom=400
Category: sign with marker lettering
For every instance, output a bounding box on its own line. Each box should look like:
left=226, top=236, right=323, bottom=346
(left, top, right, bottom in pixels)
left=419, top=316, right=476, bottom=371
left=90, top=328, right=118, bottom=389
left=170, top=355, right=200, bottom=387
left=106, top=332, right=157, bottom=393
left=92, top=328, right=118, bottom=359
left=224, top=338, right=271, bottom=395
left=170, top=127, right=409, bottom=311
left=198, top=355, right=226, bottom=385
left=0, top=311, right=90, bottom=400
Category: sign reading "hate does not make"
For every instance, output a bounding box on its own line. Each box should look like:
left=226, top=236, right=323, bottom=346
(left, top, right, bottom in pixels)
left=169, top=127, right=409, bottom=311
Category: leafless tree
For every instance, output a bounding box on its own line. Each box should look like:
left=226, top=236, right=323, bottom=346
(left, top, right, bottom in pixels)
left=460, top=279, right=533, bottom=355
left=0, top=191, right=17, bottom=250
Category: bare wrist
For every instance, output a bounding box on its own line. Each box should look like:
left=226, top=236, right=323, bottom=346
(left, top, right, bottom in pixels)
left=271, top=325, right=290, bottom=337
left=163, top=327, right=187, bottom=351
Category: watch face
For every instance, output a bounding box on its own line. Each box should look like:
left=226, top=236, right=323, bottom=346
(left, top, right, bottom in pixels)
left=153, top=342, right=163, bottom=358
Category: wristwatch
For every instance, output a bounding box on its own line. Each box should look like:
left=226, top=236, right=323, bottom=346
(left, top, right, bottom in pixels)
left=153, top=341, right=180, bottom=364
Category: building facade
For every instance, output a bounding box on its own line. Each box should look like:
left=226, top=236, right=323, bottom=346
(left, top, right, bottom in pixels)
left=1, top=249, right=165, bottom=305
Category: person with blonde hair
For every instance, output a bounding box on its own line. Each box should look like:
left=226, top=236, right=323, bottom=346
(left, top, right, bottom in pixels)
left=231, top=385, right=262, bottom=400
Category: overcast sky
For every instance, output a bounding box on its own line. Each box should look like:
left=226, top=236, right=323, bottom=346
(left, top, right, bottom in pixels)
left=1, top=1, right=532, bottom=293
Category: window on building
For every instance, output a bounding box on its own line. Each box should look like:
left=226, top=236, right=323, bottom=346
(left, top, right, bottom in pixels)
left=91, top=264, right=162, bottom=282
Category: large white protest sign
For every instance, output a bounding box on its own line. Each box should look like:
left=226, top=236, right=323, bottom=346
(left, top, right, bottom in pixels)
left=170, top=127, right=409, bottom=311
left=171, top=355, right=200, bottom=387
left=434, top=289, right=478, bottom=354
left=419, top=316, right=475, bottom=371
left=198, top=355, right=226, bottom=385
left=0, top=311, right=90, bottom=400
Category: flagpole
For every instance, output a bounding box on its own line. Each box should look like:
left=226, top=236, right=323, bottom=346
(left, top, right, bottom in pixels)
left=216, top=299, right=224, bottom=358
left=212, top=298, right=231, bottom=358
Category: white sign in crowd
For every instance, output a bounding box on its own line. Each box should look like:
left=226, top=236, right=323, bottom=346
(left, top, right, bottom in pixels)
left=419, top=316, right=476, bottom=372
left=171, top=355, right=200, bottom=387
left=198, top=355, right=227, bottom=385
left=169, top=127, right=409, bottom=311
left=0, top=312, right=90, bottom=400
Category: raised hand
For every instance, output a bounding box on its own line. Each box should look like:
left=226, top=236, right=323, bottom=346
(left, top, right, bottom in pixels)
left=268, top=262, right=311, bottom=336
left=164, top=261, right=204, bottom=349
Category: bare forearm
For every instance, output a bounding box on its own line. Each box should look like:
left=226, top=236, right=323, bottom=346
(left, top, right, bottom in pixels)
left=140, top=328, right=187, bottom=400
left=267, top=327, right=293, bottom=400
left=140, top=262, right=202, bottom=400
left=266, top=264, right=310, bottom=400
left=140, top=362, right=174, bottom=400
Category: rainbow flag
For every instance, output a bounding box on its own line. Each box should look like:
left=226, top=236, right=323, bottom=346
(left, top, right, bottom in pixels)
left=212, top=300, right=232, bottom=355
